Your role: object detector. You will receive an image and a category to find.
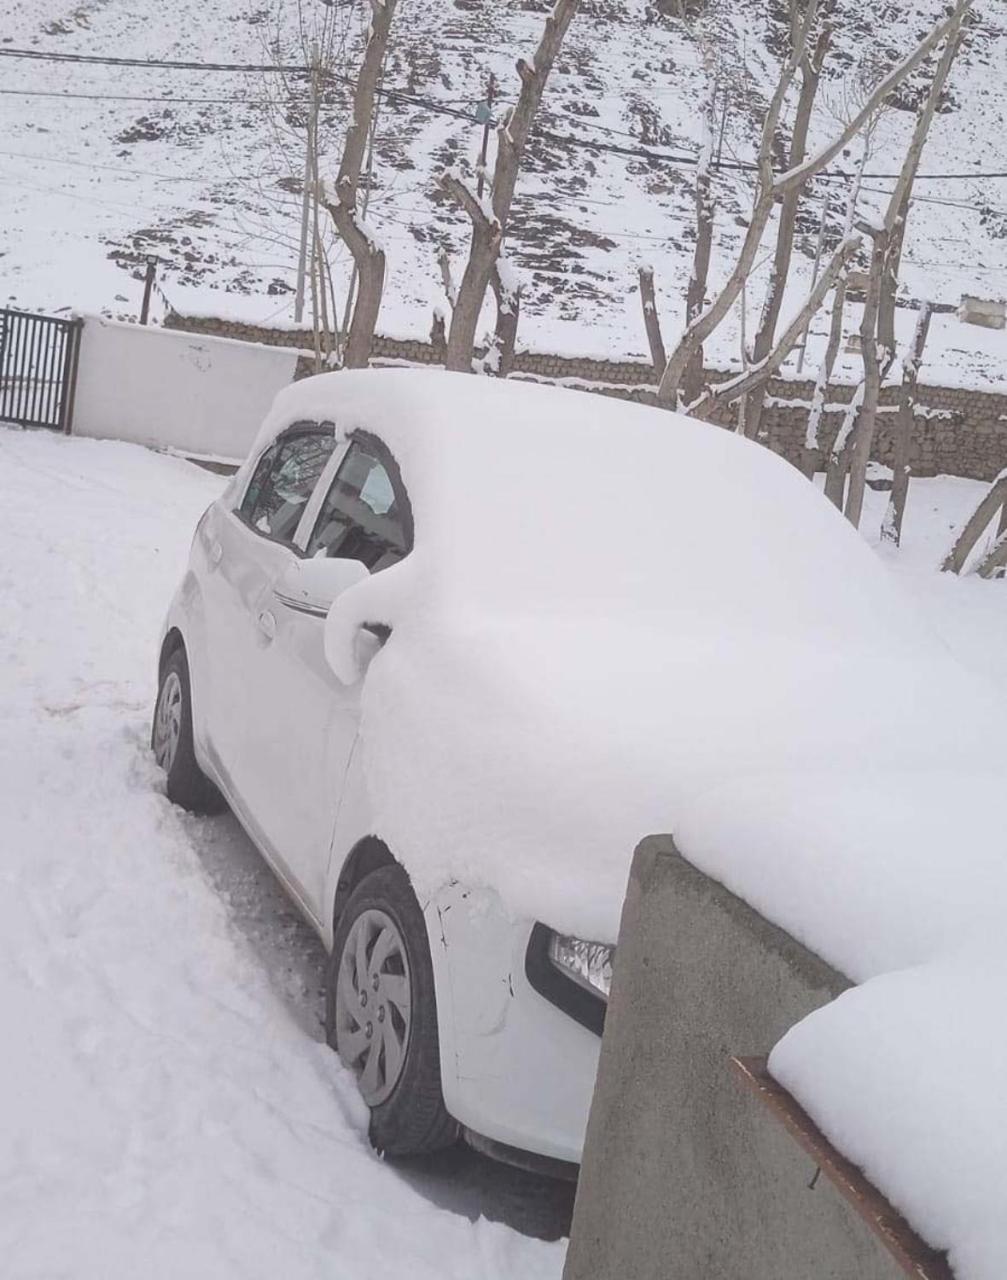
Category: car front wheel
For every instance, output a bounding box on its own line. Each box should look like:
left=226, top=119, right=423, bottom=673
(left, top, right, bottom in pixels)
left=326, top=863, right=458, bottom=1157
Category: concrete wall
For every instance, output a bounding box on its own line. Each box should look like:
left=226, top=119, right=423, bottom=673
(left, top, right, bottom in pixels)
left=564, top=837, right=905, bottom=1280
left=165, top=309, right=1007, bottom=483
left=73, top=317, right=306, bottom=462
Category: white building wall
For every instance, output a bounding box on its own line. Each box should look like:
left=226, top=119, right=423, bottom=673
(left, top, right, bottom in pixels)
left=73, top=317, right=305, bottom=462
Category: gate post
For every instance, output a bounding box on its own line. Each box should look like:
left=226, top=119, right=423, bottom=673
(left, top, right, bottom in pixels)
left=60, top=317, right=84, bottom=435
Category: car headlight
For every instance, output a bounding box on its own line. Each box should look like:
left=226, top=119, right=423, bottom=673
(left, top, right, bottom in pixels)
left=547, top=933, right=615, bottom=1002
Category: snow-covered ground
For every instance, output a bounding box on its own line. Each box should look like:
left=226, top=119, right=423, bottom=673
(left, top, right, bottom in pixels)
left=0, top=426, right=565, bottom=1279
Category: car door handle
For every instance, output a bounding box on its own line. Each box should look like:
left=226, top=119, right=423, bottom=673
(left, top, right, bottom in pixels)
left=257, top=609, right=277, bottom=642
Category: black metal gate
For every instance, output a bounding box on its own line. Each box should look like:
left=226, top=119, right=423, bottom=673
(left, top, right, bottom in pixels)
left=0, top=309, right=83, bottom=433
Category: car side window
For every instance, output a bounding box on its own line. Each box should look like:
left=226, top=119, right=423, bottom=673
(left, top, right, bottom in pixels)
left=239, top=428, right=336, bottom=545
left=306, top=438, right=412, bottom=572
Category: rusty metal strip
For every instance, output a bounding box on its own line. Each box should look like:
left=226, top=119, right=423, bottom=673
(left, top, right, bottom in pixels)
left=731, top=1056, right=954, bottom=1280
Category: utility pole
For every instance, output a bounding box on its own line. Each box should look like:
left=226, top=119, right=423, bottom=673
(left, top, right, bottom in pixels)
left=294, top=45, right=321, bottom=326
left=476, top=72, right=496, bottom=200
left=139, top=254, right=158, bottom=325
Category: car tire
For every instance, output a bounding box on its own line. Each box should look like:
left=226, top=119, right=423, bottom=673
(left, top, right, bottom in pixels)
left=326, top=864, right=458, bottom=1157
left=152, top=647, right=226, bottom=815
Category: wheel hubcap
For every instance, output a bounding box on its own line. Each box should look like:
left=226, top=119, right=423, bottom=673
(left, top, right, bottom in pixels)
left=153, top=671, right=183, bottom=774
left=334, top=908, right=412, bottom=1106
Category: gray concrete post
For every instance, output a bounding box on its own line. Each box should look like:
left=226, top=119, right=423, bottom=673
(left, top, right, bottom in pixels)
left=564, top=835, right=904, bottom=1280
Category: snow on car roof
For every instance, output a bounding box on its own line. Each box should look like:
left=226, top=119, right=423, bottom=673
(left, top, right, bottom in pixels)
left=254, top=368, right=924, bottom=638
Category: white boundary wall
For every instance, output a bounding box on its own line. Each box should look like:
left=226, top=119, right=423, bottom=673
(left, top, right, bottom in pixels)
left=73, top=316, right=305, bottom=462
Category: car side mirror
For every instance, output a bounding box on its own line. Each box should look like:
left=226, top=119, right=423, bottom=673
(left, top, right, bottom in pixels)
left=273, top=555, right=370, bottom=617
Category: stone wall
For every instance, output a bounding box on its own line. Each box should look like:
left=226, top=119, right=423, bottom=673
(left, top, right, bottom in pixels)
left=163, top=309, right=1007, bottom=482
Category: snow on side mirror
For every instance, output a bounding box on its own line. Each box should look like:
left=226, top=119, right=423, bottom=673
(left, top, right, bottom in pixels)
left=320, top=562, right=386, bottom=686
left=274, top=556, right=370, bottom=615
left=324, top=602, right=383, bottom=686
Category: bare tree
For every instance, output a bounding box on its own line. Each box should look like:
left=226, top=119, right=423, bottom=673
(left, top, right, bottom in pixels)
left=942, top=472, right=1007, bottom=575
left=880, top=301, right=933, bottom=547
left=681, top=96, right=717, bottom=407
left=842, top=13, right=967, bottom=528
left=321, top=0, right=400, bottom=369
left=841, top=222, right=889, bottom=526
left=739, top=21, right=832, bottom=439
left=237, top=2, right=360, bottom=364
left=802, top=130, right=873, bottom=480
left=655, top=0, right=972, bottom=410
left=440, top=0, right=580, bottom=374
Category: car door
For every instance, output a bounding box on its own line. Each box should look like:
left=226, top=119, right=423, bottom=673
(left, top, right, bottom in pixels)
left=199, top=424, right=338, bottom=828
left=238, top=433, right=414, bottom=922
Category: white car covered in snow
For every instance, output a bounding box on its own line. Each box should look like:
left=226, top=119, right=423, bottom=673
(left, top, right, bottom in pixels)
left=153, top=368, right=987, bottom=1172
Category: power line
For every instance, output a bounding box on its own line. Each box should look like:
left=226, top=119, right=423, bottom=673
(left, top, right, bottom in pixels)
left=0, top=47, right=296, bottom=73
left=2, top=46, right=1006, bottom=182
left=0, top=88, right=272, bottom=106
left=817, top=167, right=1007, bottom=183
left=0, top=148, right=261, bottom=183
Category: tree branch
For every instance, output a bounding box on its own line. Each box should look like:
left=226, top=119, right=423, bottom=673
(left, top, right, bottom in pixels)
left=691, top=235, right=861, bottom=414
left=774, top=0, right=972, bottom=195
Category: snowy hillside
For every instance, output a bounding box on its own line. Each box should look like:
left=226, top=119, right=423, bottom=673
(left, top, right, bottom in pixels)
left=3, top=0, right=1006, bottom=380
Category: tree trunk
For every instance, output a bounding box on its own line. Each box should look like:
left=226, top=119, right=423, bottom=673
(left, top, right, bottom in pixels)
left=992, top=504, right=1007, bottom=579
left=977, top=526, right=1007, bottom=579
left=880, top=302, right=933, bottom=547
left=942, top=473, right=1007, bottom=574
left=682, top=104, right=716, bottom=408
left=320, top=0, right=398, bottom=369
left=823, top=380, right=864, bottom=509
left=444, top=0, right=579, bottom=373
left=741, top=26, right=830, bottom=439
left=843, top=229, right=889, bottom=528
left=801, top=278, right=846, bottom=478
left=802, top=135, right=870, bottom=480
left=638, top=266, right=667, bottom=382
left=328, top=204, right=387, bottom=368
left=488, top=260, right=521, bottom=378
left=439, top=175, right=500, bottom=373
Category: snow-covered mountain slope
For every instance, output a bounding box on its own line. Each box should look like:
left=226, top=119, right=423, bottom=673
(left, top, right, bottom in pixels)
left=3, top=0, right=1005, bottom=381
